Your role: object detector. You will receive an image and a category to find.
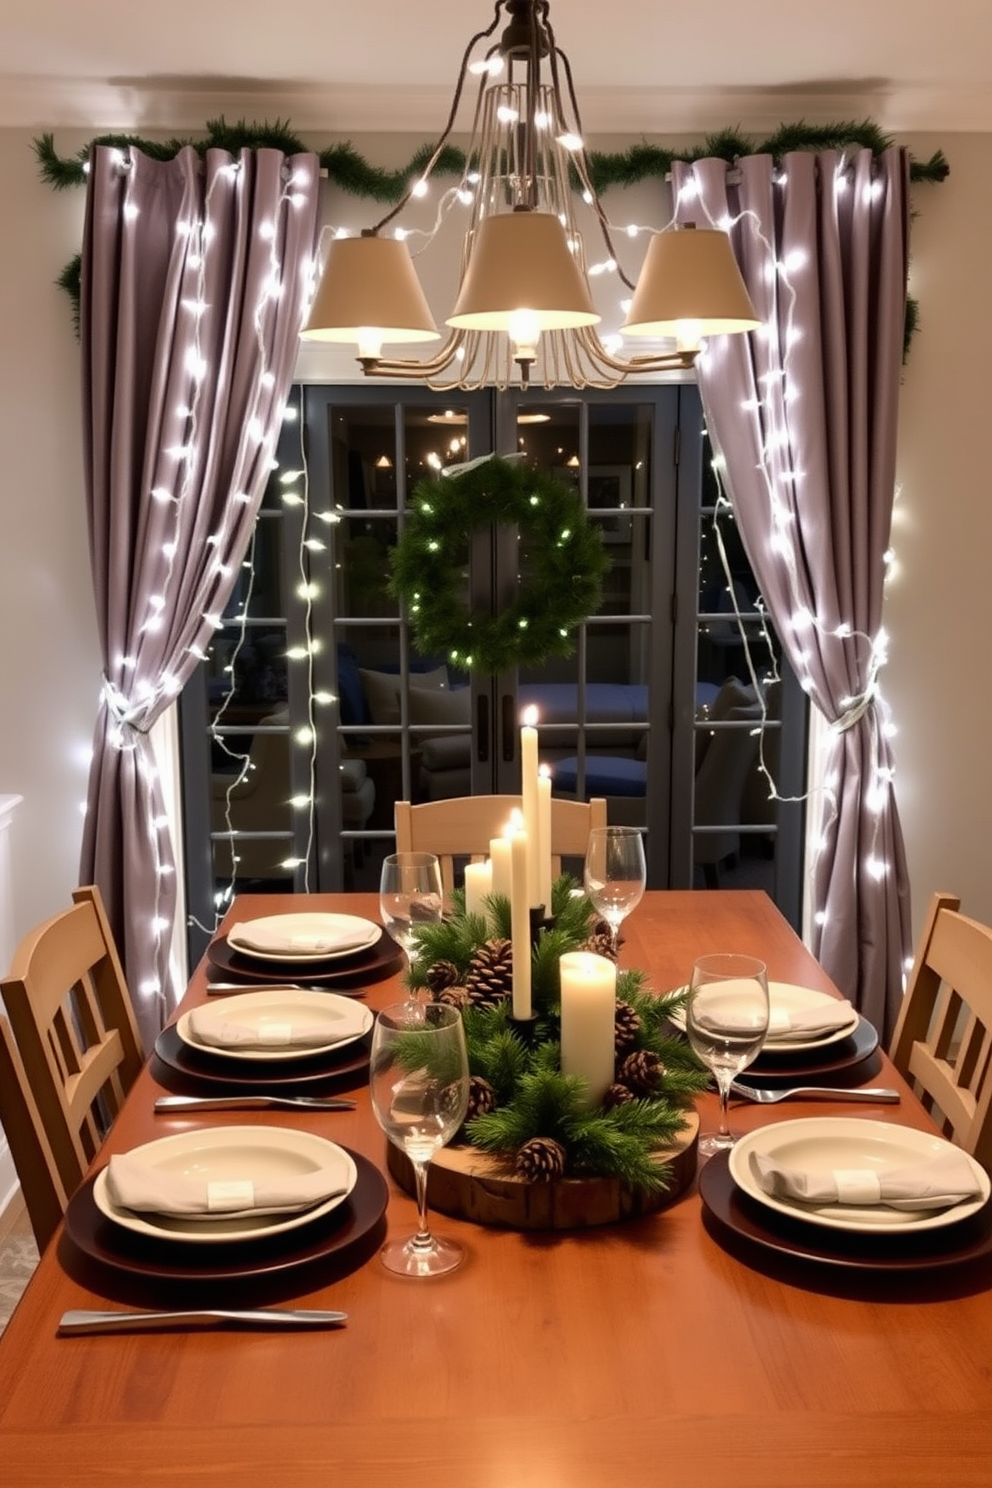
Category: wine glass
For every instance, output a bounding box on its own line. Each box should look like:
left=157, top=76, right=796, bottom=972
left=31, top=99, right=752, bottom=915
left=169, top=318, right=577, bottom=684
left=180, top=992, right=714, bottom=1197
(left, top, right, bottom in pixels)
left=685, top=953, right=770, bottom=1158
left=369, top=1000, right=470, bottom=1277
left=379, top=852, right=444, bottom=974
left=583, top=826, right=646, bottom=960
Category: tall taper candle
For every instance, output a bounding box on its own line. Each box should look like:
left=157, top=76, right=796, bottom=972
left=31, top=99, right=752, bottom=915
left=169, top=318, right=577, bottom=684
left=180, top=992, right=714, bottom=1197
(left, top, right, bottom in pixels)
left=520, top=706, right=541, bottom=908
left=559, top=951, right=617, bottom=1108
left=510, top=827, right=532, bottom=1018
left=537, top=763, right=553, bottom=914
left=464, top=860, right=492, bottom=918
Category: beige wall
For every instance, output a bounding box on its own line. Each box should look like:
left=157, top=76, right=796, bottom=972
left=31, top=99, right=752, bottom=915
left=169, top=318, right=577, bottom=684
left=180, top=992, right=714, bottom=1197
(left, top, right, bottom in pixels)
left=0, top=123, right=988, bottom=964
left=888, top=133, right=992, bottom=943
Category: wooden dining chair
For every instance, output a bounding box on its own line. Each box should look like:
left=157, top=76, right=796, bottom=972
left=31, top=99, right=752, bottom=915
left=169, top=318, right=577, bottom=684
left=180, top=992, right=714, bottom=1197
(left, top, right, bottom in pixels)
left=0, top=884, right=144, bottom=1243
left=0, top=1016, right=70, bottom=1251
left=889, top=891, right=992, bottom=1169
left=394, top=795, right=608, bottom=895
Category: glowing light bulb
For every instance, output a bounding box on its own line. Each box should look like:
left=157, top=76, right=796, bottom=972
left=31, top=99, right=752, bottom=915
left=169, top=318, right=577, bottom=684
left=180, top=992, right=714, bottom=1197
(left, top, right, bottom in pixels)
left=508, top=309, right=541, bottom=362
left=356, top=327, right=384, bottom=360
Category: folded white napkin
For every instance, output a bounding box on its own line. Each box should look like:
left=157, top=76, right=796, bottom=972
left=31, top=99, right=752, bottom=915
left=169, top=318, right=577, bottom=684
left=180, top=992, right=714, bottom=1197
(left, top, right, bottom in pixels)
left=228, top=917, right=373, bottom=955
left=187, top=1007, right=364, bottom=1052
left=107, top=1150, right=352, bottom=1220
left=765, top=999, right=856, bottom=1041
left=749, top=1149, right=983, bottom=1212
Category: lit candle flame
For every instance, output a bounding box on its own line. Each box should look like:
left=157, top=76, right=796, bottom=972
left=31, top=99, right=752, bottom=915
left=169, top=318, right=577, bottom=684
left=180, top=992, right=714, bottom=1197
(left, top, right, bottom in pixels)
left=522, top=705, right=539, bottom=728
left=538, top=762, right=551, bottom=779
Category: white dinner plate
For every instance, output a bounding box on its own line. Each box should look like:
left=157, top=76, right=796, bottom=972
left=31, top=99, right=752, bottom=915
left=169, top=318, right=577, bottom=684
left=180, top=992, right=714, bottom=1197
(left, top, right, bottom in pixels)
left=729, top=1117, right=991, bottom=1234
left=94, top=1127, right=358, bottom=1244
left=227, top=912, right=380, bottom=964
left=176, top=989, right=373, bottom=1064
left=667, top=981, right=860, bottom=1054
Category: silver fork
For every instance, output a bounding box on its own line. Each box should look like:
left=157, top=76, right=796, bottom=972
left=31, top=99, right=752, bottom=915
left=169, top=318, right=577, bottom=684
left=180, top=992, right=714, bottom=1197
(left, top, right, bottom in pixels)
left=153, top=1095, right=356, bottom=1113
left=730, top=1080, right=900, bottom=1104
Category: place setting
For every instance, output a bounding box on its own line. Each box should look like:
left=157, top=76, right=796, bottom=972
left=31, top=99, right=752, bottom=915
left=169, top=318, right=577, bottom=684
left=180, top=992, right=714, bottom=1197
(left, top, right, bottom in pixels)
left=680, top=954, right=992, bottom=1283
left=206, top=909, right=404, bottom=990
left=60, top=1120, right=390, bottom=1301
left=152, top=987, right=375, bottom=1095
left=668, top=972, right=882, bottom=1088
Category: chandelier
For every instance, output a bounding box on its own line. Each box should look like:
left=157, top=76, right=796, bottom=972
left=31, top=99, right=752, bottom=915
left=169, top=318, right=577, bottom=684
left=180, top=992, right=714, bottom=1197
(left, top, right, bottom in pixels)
left=300, top=0, right=759, bottom=390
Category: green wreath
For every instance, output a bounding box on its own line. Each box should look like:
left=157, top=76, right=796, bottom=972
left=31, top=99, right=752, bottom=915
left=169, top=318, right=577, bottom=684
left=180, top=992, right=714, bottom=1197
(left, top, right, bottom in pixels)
left=388, top=457, right=610, bottom=675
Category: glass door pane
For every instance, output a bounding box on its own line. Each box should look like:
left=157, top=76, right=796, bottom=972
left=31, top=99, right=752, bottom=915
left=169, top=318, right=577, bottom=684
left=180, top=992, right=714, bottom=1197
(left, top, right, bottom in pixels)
left=671, top=413, right=807, bottom=927
left=302, top=388, right=490, bottom=891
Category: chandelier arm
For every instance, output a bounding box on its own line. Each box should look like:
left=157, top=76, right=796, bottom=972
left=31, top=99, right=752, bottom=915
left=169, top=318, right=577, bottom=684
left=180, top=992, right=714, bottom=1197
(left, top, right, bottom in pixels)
left=574, top=324, right=698, bottom=375
left=546, top=39, right=636, bottom=292
left=370, top=4, right=506, bottom=235
left=363, top=331, right=466, bottom=379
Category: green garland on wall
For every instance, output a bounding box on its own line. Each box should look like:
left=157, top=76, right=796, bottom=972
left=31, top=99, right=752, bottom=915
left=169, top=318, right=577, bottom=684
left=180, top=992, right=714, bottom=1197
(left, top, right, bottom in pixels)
left=35, top=117, right=948, bottom=342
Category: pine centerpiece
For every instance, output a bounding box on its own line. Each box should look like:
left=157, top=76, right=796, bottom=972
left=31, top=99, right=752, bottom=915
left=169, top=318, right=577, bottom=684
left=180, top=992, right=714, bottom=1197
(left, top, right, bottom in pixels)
left=400, top=876, right=708, bottom=1219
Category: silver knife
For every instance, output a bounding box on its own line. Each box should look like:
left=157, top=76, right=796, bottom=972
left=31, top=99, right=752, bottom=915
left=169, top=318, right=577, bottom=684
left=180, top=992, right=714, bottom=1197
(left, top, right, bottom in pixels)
left=206, top=982, right=305, bottom=995
left=59, top=1308, right=347, bottom=1334
left=154, top=1095, right=356, bottom=1113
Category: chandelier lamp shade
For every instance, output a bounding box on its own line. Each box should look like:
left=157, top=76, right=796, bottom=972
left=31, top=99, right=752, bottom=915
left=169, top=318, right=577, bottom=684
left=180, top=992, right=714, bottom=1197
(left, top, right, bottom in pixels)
left=300, top=0, right=760, bottom=388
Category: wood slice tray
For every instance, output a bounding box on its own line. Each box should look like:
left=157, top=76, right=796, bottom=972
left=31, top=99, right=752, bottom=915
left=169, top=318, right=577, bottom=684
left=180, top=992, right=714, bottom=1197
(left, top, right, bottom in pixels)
left=387, top=1113, right=698, bottom=1230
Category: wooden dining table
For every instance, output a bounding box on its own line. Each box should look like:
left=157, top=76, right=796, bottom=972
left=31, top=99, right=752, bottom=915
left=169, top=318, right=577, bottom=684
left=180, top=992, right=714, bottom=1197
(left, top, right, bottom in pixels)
left=1, top=888, right=991, bottom=1488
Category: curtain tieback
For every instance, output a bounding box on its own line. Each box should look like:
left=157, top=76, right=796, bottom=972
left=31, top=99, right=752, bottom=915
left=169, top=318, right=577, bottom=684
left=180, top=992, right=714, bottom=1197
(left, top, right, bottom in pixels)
left=831, top=682, right=878, bottom=734
left=101, top=676, right=154, bottom=737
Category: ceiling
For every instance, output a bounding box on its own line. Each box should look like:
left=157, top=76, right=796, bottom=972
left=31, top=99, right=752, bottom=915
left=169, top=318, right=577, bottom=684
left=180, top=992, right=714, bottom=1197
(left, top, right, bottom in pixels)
left=4, top=0, right=992, bottom=135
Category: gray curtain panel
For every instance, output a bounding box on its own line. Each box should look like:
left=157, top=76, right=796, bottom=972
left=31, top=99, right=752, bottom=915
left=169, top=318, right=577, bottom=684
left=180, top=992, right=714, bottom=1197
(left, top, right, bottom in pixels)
left=79, top=144, right=319, bottom=1042
left=672, top=148, right=912, bottom=1041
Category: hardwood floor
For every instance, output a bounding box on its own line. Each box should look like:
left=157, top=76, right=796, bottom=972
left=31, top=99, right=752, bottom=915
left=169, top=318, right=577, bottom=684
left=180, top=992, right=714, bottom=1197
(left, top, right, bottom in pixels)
left=0, top=1192, right=38, bottom=1335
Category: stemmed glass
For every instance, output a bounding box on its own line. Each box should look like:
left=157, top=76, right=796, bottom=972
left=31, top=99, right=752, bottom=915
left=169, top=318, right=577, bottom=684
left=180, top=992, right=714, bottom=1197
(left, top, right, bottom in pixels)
left=583, top=826, right=647, bottom=961
left=369, top=1000, right=470, bottom=1277
left=379, top=852, right=444, bottom=975
left=685, top=953, right=770, bottom=1158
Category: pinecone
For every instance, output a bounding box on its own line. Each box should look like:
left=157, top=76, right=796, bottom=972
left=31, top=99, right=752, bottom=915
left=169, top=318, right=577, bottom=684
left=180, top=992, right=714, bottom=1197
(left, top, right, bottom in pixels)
left=515, top=1136, right=567, bottom=1183
left=582, top=918, right=619, bottom=962
left=465, top=938, right=513, bottom=1009
left=616, top=1049, right=665, bottom=1096
left=433, top=983, right=469, bottom=1011
left=425, top=959, right=461, bottom=996
left=602, top=1082, right=635, bottom=1110
left=466, top=1074, right=497, bottom=1122
left=614, top=999, right=642, bottom=1054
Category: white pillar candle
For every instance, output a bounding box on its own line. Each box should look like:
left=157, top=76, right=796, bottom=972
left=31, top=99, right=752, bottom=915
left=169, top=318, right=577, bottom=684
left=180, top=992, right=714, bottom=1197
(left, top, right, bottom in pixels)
left=464, top=860, right=492, bottom=918
left=537, top=764, right=553, bottom=914
left=559, top=951, right=617, bottom=1108
left=490, top=828, right=514, bottom=902
left=510, top=827, right=532, bottom=1019
left=520, top=706, right=541, bottom=909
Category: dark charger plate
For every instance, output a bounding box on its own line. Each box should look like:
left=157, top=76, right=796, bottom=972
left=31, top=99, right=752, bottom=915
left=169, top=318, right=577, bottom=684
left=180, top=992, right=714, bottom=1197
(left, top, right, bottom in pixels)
left=744, top=1016, right=881, bottom=1086
left=152, top=1022, right=371, bottom=1093
left=699, top=1148, right=992, bottom=1283
left=207, top=927, right=403, bottom=990
left=60, top=1147, right=389, bottom=1302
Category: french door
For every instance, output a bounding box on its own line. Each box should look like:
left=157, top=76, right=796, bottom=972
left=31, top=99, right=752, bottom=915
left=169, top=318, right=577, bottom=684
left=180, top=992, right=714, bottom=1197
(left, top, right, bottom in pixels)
left=180, top=382, right=806, bottom=968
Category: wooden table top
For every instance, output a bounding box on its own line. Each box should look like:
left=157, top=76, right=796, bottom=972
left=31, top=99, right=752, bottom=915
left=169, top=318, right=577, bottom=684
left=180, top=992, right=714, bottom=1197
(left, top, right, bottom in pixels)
left=2, top=889, right=991, bottom=1488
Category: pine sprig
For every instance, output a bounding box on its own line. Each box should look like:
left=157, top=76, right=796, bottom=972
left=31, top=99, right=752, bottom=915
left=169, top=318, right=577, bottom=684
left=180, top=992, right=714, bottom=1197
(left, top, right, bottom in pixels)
left=462, top=1019, right=529, bottom=1103
left=404, top=913, right=486, bottom=988
left=468, top=1067, right=588, bottom=1151
left=566, top=1102, right=689, bottom=1190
